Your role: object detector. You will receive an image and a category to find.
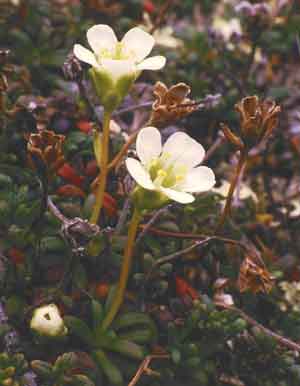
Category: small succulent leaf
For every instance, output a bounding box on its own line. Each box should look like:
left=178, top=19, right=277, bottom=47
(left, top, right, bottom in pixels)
left=104, top=284, right=117, bottom=314
left=53, top=352, right=78, bottom=375
left=113, top=312, right=155, bottom=330
left=71, top=374, right=95, bottom=386
left=92, top=349, right=123, bottom=386
left=118, top=328, right=153, bottom=344
left=99, top=336, right=144, bottom=360
left=64, top=316, right=94, bottom=347
left=91, top=299, right=104, bottom=332
left=31, top=360, right=53, bottom=377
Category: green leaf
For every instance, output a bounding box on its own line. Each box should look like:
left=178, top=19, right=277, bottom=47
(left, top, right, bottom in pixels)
left=104, top=285, right=117, bottom=314
left=114, top=312, right=154, bottom=330
left=99, top=336, right=144, bottom=360
left=73, top=263, right=88, bottom=289
left=171, top=348, right=181, bottom=365
left=31, top=360, right=53, bottom=377
left=91, top=299, right=104, bottom=331
left=118, top=328, right=153, bottom=344
left=72, top=374, right=95, bottom=386
left=92, top=349, right=123, bottom=386
left=64, top=316, right=94, bottom=347
left=113, top=312, right=157, bottom=342
left=53, top=352, right=78, bottom=374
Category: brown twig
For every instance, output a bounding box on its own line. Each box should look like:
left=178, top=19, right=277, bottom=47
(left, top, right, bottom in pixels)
left=150, top=0, right=176, bottom=34
left=138, top=226, right=248, bottom=250
left=128, top=354, right=169, bottom=386
left=145, top=237, right=213, bottom=282
left=204, top=132, right=226, bottom=162
left=220, top=304, right=300, bottom=352
left=216, top=150, right=248, bottom=233
left=108, top=129, right=140, bottom=171
left=136, top=205, right=171, bottom=245
left=112, top=101, right=153, bottom=117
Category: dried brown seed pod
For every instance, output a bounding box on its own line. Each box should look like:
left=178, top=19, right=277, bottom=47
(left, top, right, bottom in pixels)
left=235, top=95, right=281, bottom=148
left=27, top=130, right=65, bottom=177
left=150, top=81, right=198, bottom=127
left=237, top=255, right=274, bottom=294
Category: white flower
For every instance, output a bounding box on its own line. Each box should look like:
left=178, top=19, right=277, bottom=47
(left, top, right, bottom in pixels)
left=74, top=24, right=166, bottom=83
left=125, top=126, right=215, bottom=204
left=30, top=304, right=67, bottom=338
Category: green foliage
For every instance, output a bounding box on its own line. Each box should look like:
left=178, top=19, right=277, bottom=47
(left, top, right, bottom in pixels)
left=31, top=352, right=95, bottom=386
left=0, top=352, right=29, bottom=386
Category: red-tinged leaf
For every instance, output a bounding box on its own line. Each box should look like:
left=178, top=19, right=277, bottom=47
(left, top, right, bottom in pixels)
left=175, top=275, right=199, bottom=300
left=103, top=192, right=117, bottom=217
left=56, top=184, right=86, bottom=198
left=143, top=0, right=155, bottom=13
left=77, top=120, right=92, bottom=134
left=85, top=160, right=98, bottom=177
left=8, top=248, right=25, bottom=265
left=58, top=163, right=85, bottom=187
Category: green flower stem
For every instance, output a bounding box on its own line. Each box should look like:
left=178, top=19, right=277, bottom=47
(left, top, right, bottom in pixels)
left=102, top=208, right=141, bottom=330
left=216, top=150, right=247, bottom=233
left=90, top=110, right=111, bottom=224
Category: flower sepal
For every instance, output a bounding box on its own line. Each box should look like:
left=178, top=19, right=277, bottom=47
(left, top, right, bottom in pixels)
left=132, top=186, right=169, bottom=213
left=89, top=67, right=136, bottom=112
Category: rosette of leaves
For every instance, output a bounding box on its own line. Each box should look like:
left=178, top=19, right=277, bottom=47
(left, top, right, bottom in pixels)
left=31, top=352, right=94, bottom=386
left=0, top=352, right=29, bottom=386
left=64, top=297, right=157, bottom=385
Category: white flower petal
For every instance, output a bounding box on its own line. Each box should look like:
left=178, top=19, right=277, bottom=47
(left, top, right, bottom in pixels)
left=160, top=187, right=195, bottom=204
left=137, top=56, right=166, bottom=71
left=73, top=44, right=99, bottom=68
left=180, top=166, right=216, bottom=193
left=87, top=24, right=117, bottom=55
left=101, top=59, right=136, bottom=82
left=121, top=27, right=154, bottom=62
left=125, top=158, right=155, bottom=190
left=162, top=132, right=205, bottom=169
left=136, top=126, right=162, bottom=166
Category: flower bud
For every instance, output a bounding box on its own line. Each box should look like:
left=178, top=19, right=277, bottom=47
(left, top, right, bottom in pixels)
left=30, top=304, right=68, bottom=338
left=131, top=186, right=169, bottom=212
left=89, top=67, right=136, bottom=112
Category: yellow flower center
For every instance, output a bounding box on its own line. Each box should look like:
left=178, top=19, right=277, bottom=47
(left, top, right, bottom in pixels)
left=148, top=154, right=188, bottom=189
left=98, top=43, right=135, bottom=61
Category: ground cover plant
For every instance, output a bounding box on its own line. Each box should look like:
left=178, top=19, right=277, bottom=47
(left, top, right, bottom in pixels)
left=1, top=0, right=300, bottom=385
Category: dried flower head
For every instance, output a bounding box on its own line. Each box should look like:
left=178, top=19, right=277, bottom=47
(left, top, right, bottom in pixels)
left=222, top=95, right=281, bottom=150
left=150, top=81, right=198, bottom=127
left=27, top=130, right=65, bottom=177
left=237, top=255, right=274, bottom=294
left=63, top=53, right=83, bottom=81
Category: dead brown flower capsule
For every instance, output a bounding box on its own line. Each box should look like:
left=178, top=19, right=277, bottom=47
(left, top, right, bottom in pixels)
left=150, top=81, right=198, bottom=127
left=237, top=255, right=274, bottom=294
left=27, top=130, right=65, bottom=177
left=235, top=95, right=281, bottom=148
